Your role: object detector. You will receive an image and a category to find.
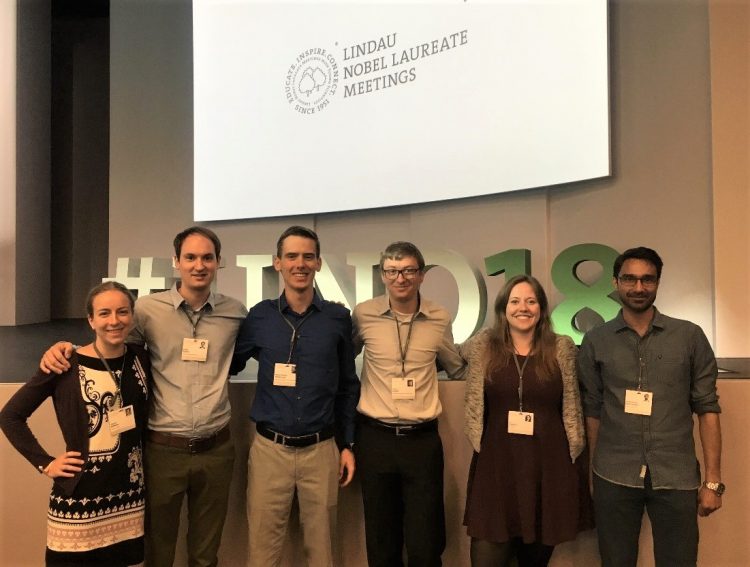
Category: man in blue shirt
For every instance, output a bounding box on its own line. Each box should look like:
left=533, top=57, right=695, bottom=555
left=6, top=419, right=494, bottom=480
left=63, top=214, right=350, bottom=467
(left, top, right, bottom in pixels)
left=578, top=246, right=723, bottom=567
left=231, top=225, right=359, bottom=567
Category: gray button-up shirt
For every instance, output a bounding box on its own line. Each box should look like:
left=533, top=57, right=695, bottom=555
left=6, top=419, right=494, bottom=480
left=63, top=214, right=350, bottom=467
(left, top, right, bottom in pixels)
left=578, top=308, right=720, bottom=490
left=130, top=284, right=247, bottom=435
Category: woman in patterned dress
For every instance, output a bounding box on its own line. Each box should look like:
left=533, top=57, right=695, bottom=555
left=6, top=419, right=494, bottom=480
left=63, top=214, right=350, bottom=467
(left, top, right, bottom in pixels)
left=462, top=275, right=592, bottom=567
left=0, top=281, right=150, bottom=566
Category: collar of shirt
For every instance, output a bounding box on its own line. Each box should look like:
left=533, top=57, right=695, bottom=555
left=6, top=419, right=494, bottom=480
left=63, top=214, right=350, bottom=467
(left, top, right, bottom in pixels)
left=613, top=307, right=666, bottom=335
left=168, top=283, right=215, bottom=312
left=278, top=290, right=323, bottom=317
left=373, top=293, right=432, bottom=320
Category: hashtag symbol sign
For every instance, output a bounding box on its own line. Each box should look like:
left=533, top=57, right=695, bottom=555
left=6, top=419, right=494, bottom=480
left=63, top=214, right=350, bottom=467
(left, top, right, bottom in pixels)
left=103, top=257, right=177, bottom=298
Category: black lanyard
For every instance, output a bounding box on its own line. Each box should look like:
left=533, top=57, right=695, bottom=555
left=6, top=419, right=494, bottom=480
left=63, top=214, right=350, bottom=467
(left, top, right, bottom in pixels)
left=277, top=300, right=316, bottom=364
left=393, top=299, right=420, bottom=377
left=512, top=353, right=531, bottom=412
left=634, top=333, right=652, bottom=391
left=93, top=344, right=127, bottom=409
left=181, top=304, right=205, bottom=338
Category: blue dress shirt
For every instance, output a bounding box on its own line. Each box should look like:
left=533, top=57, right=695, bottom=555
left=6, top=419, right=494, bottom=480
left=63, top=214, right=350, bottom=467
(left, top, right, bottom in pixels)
left=231, top=292, right=360, bottom=445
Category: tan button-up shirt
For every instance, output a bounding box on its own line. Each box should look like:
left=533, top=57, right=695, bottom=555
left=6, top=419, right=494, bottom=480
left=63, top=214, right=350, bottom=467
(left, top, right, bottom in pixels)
left=130, top=284, right=247, bottom=435
left=353, top=294, right=466, bottom=423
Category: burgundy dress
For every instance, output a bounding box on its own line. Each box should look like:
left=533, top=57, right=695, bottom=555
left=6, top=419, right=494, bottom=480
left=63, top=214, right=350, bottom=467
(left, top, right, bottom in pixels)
left=464, top=356, right=591, bottom=546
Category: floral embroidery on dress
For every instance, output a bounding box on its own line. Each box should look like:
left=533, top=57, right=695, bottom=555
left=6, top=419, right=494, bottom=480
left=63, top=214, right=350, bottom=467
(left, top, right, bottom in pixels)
left=128, top=446, right=144, bottom=488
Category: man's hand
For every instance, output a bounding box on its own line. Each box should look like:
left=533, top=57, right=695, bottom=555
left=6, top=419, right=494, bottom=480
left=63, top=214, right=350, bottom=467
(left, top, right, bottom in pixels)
left=40, top=342, right=75, bottom=374
left=339, top=448, right=355, bottom=487
left=697, top=486, right=722, bottom=517
left=44, top=451, right=84, bottom=478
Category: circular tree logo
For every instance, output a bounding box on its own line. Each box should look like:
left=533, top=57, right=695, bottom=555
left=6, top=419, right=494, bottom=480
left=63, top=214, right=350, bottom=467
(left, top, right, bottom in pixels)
left=285, top=49, right=339, bottom=115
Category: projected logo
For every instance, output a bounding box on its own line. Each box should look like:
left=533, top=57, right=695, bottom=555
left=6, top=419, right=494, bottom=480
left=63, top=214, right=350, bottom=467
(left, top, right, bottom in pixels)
left=285, top=48, right=339, bottom=115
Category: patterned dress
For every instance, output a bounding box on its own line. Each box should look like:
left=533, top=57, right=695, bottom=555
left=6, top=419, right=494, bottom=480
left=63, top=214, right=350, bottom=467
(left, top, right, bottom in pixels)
left=46, top=352, right=149, bottom=566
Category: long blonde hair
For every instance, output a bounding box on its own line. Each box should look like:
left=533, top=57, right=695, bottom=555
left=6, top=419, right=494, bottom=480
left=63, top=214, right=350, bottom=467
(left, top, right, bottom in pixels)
left=485, top=275, right=559, bottom=380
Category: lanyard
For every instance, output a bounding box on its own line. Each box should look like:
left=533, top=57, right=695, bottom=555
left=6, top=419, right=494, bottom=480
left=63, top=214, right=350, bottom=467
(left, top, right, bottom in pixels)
left=277, top=300, right=316, bottom=364
left=635, top=334, right=652, bottom=391
left=181, top=304, right=205, bottom=338
left=512, top=352, right=531, bottom=412
left=393, top=299, right=420, bottom=377
left=93, top=343, right=127, bottom=409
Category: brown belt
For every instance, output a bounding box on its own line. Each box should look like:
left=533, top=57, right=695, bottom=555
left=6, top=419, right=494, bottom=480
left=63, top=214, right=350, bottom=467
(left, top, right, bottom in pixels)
left=147, top=425, right=230, bottom=454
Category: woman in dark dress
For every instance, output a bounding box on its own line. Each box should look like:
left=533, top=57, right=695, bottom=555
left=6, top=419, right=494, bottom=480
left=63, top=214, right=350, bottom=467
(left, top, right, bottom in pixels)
left=0, top=282, right=149, bottom=566
left=461, top=275, right=591, bottom=567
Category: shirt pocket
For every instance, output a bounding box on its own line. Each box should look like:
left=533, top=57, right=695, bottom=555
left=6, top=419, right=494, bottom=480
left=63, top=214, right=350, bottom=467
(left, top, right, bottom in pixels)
left=652, top=353, right=689, bottom=388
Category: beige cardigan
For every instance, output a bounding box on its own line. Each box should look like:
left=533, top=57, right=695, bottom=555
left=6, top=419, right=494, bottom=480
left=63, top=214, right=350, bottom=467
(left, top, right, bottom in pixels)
left=460, top=329, right=585, bottom=462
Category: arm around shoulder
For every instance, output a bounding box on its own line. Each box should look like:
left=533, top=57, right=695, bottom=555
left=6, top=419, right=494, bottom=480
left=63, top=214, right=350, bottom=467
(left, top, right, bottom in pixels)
left=556, top=334, right=585, bottom=462
left=461, top=330, right=489, bottom=453
left=39, top=341, right=75, bottom=374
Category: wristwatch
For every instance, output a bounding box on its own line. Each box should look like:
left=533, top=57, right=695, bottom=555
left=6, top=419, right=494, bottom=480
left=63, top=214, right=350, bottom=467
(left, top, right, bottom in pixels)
left=702, top=481, right=725, bottom=496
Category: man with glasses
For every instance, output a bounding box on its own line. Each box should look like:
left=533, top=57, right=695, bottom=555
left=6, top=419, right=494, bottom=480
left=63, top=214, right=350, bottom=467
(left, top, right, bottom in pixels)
left=578, top=247, right=723, bottom=567
left=352, top=241, right=466, bottom=567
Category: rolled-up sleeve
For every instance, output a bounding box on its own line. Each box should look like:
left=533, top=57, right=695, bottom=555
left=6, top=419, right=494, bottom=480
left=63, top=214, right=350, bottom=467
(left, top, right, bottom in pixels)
left=689, top=325, right=720, bottom=415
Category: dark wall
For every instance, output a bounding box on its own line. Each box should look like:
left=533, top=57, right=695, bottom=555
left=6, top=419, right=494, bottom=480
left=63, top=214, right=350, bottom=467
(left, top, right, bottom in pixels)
left=50, top=2, right=109, bottom=318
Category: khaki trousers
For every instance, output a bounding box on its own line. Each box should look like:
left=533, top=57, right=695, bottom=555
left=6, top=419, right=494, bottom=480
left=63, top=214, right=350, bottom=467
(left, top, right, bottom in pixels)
left=247, top=434, right=339, bottom=567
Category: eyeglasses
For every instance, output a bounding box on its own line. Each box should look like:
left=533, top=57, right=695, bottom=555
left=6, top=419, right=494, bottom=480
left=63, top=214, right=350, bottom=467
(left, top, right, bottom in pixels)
left=618, top=274, right=659, bottom=288
left=382, top=267, right=421, bottom=280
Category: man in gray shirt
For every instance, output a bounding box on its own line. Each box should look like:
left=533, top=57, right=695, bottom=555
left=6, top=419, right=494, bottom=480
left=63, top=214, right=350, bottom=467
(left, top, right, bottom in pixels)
left=41, top=226, right=247, bottom=567
left=578, top=246, right=723, bottom=567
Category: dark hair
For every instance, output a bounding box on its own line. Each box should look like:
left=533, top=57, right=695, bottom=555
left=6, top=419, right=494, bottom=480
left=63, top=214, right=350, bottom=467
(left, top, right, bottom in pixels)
left=173, top=226, right=222, bottom=259
left=613, top=247, right=663, bottom=279
left=86, top=281, right=136, bottom=317
left=276, top=225, right=320, bottom=258
left=379, top=241, right=426, bottom=271
left=485, top=275, right=559, bottom=381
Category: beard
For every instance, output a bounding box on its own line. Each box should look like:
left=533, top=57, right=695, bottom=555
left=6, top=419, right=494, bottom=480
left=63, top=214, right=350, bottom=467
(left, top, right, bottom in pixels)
left=619, top=290, right=656, bottom=313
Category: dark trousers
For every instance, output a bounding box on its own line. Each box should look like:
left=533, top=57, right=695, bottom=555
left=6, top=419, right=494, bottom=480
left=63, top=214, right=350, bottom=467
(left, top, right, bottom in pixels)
left=593, top=472, right=698, bottom=567
left=144, top=434, right=235, bottom=567
left=356, top=418, right=446, bottom=567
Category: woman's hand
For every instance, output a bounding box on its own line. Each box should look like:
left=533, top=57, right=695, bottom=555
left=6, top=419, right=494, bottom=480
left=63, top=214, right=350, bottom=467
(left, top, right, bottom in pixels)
left=44, top=451, right=84, bottom=478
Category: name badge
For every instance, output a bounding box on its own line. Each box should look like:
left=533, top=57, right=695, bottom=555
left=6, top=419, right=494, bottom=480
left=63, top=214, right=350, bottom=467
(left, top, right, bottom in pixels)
left=182, top=338, right=209, bottom=362
left=109, top=405, right=136, bottom=434
left=507, top=411, right=534, bottom=435
left=625, top=389, right=653, bottom=415
left=273, top=363, right=297, bottom=387
left=391, top=377, right=416, bottom=400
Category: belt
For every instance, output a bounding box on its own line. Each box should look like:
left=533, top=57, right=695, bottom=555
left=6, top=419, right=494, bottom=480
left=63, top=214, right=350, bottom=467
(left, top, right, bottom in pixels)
left=256, top=423, right=334, bottom=448
left=147, top=425, right=230, bottom=454
left=358, top=414, right=438, bottom=437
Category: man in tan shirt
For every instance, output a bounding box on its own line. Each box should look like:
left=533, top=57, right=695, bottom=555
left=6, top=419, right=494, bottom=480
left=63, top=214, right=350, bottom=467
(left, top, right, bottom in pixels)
left=353, top=241, right=465, bottom=567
